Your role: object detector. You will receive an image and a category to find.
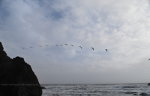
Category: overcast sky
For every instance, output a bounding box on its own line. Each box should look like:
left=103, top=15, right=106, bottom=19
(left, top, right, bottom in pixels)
left=0, top=0, right=150, bottom=84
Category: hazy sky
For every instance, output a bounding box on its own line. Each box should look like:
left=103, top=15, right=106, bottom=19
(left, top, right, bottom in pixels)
left=0, top=0, right=150, bottom=84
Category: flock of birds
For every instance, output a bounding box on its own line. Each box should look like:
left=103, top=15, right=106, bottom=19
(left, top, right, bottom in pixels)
left=20, top=43, right=150, bottom=61
left=56, top=44, right=108, bottom=52
left=56, top=44, right=99, bottom=51
left=21, top=43, right=109, bottom=52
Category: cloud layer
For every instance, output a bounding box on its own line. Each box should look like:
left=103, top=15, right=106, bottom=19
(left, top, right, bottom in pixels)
left=0, top=0, right=150, bottom=84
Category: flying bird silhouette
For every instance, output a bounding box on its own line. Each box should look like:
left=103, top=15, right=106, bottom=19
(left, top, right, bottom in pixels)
left=71, top=45, right=74, bottom=46
left=56, top=44, right=63, bottom=46
left=91, top=47, right=94, bottom=51
left=79, top=46, right=83, bottom=50
left=22, top=47, right=25, bottom=50
left=64, top=44, right=68, bottom=46
left=105, top=49, right=108, bottom=52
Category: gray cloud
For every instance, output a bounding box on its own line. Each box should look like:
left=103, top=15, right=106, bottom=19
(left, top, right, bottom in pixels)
left=0, top=0, right=150, bottom=84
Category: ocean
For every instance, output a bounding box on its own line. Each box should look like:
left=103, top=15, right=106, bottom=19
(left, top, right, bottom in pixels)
left=42, top=83, right=150, bottom=96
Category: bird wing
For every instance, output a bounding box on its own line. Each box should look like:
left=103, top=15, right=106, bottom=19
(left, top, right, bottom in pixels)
left=91, top=47, right=94, bottom=50
left=79, top=46, right=82, bottom=49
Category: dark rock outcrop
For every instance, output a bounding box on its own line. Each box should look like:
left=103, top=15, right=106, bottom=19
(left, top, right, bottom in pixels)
left=0, top=42, right=42, bottom=96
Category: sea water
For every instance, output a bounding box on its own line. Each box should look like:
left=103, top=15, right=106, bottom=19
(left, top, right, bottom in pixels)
left=42, top=83, right=150, bottom=96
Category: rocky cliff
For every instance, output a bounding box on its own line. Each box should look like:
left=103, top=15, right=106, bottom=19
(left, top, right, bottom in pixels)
left=0, top=42, right=42, bottom=96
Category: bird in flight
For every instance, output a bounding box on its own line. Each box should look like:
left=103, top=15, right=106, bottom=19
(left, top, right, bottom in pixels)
left=56, top=44, right=63, bottom=46
left=79, top=46, right=83, bottom=50
left=105, top=49, right=108, bottom=52
left=64, top=44, right=68, bottom=46
left=91, top=47, right=94, bottom=51
left=22, top=47, right=25, bottom=50
left=71, top=45, right=74, bottom=46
